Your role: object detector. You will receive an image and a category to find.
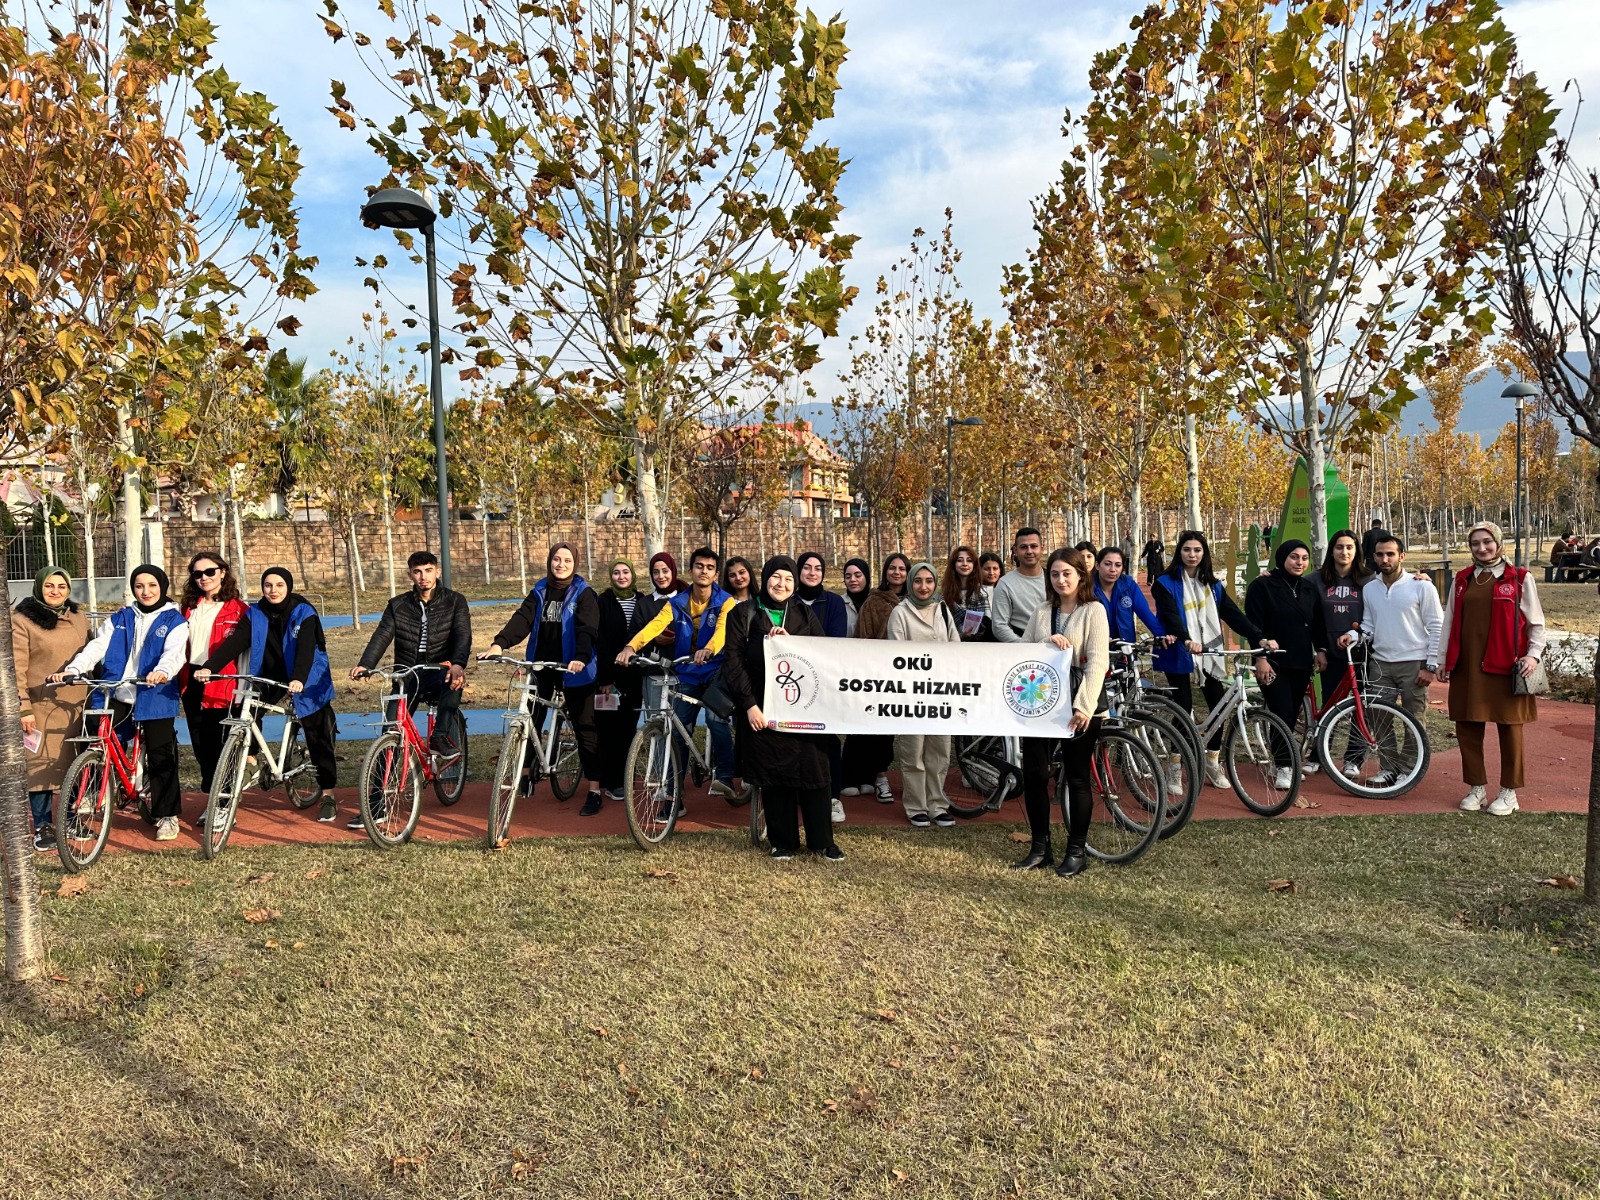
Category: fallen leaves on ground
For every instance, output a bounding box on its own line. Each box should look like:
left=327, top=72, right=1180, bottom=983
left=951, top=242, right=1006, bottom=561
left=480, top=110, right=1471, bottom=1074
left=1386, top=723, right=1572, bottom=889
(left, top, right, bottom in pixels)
left=1538, top=875, right=1581, bottom=890
left=1292, top=797, right=1319, bottom=810
left=1007, top=831, right=1032, bottom=843
left=1266, top=879, right=1297, bottom=894
left=161, top=879, right=193, bottom=888
left=871, top=1008, right=898, bottom=1023
left=242, top=872, right=276, bottom=885
left=390, top=1154, right=428, bottom=1177
left=644, top=867, right=677, bottom=881
left=241, top=907, right=281, bottom=924
left=589, top=1025, right=608, bottom=1038
left=844, top=1087, right=878, bottom=1114
left=56, top=876, right=89, bottom=898
left=49, top=973, right=70, bottom=984
left=304, top=868, right=327, bottom=880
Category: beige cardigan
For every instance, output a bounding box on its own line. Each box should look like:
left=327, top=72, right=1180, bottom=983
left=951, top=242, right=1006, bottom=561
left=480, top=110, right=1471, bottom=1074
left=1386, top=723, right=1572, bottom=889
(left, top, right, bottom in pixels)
left=1021, top=600, right=1110, bottom=717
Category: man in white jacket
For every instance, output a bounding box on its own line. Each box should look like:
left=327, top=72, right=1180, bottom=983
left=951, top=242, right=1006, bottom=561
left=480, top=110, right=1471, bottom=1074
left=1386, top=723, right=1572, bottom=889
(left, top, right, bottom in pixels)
left=1360, top=535, right=1443, bottom=784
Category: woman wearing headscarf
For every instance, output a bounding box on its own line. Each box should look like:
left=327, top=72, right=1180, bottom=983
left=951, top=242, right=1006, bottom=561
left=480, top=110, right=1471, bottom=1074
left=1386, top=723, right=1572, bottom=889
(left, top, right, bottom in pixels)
left=718, top=555, right=840, bottom=860
left=486, top=542, right=602, bottom=802
left=1244, top=539, right=1327, bottom=788
left=179, top=552, right=249, bottom=796
left=13, top=566, right=90, bottom=851
left=841, top=552, right=908, bottom=802
left=593, top=559, right=647, bottom=814
left=53, top=565, right=188, bottom=841
left=840, top=557, right=871, bottom=637
left=1434, top=521, right=1546, bottom=816
left=796, top=551, right=849, bottom=822
left=196, top=567, right=338, bottom=820
left=886, top=561, right=961, bottom=828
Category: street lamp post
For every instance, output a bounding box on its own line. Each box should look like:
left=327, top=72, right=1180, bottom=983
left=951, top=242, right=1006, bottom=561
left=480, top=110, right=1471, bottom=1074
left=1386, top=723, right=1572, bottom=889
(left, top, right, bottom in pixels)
left=1501, top=381, right=1539, bottom=569
left=361, top=186, right=453, bottom=589
left=945, top=415, right=984, bottom=554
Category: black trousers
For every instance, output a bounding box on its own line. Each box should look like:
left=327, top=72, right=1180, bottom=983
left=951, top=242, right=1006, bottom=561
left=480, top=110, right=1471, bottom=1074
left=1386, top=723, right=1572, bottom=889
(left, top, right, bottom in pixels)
left=765, top=783, right=834, bottom=854
left=535, top=670, right=601, bottom=787
left=1261, top=667, right=1314, bottom=767
left=182, top=680, right=228, bottom=793
left=256, top=685, right=340, bottom=791
left=841, top=734, right=892, bottom=785
left=112, top=699, right=180, bottom=820
left=824, top=734, right=844, bottom=799
left=594, top=685, right=643, bottom=792
left=1165, top=672, right=1229, bottom=751
left=1021, top=718, right=1103, bottom=849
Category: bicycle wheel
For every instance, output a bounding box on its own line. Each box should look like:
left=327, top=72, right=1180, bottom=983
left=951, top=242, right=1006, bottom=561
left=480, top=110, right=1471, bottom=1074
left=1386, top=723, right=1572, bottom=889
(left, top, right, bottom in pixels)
left=281, top=730, right=322, bottom=809
left=624, top=718, right=678, bottom=850
left=548, top=709, right=581, bottom=801
left=486, top=723, right=530, bottom=849
left=202, top=730, right=250, bottom=860
left=1137, top=691, right=1204, bottom=765
left=1127, top=712, right=1200, bottom=839
left=1080, top=729, right=1165, bottom=865
left=1223, top=707, right=1300, bottom=817
left=430, top=707, right=468, bottom=806
left=56, top=748, right=113, bottom=873
left=361, top=731, right=422, bottom=849
left=1317, top=696, right=1430, bottom=799
left=749, top=785, right=768, bottom=848
left=949, top=734, right=1017, bottom=819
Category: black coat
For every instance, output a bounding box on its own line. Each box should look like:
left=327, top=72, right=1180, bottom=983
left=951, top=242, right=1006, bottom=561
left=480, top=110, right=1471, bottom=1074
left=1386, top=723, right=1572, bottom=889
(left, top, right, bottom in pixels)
left=595, top=592, right=647, bottom=698
left=358, top=587, right=472, bottom=671
left=718, top=597, right=829, bottom=790
left=1244, top=570, right=1328, bottom=671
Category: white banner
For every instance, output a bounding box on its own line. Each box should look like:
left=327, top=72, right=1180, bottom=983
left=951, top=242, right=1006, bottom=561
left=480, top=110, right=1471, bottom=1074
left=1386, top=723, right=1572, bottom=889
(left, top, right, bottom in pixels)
left=762, top=637, right=1075, bottom=736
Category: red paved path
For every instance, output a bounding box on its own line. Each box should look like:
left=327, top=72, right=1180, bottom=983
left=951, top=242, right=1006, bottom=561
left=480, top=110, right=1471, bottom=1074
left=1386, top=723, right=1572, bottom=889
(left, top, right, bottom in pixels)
left=90, top=685, right=1593, bottom=857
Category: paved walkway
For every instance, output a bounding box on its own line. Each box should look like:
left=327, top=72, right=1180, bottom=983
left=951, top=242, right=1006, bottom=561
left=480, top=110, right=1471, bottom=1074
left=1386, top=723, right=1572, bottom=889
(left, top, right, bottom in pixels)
left=91, top=685, right=1593, bottom=857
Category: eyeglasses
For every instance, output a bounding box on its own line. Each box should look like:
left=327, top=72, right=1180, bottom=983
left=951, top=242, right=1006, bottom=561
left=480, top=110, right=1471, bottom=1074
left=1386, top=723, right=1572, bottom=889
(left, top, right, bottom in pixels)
left=191, top=566, right=223, bottom=580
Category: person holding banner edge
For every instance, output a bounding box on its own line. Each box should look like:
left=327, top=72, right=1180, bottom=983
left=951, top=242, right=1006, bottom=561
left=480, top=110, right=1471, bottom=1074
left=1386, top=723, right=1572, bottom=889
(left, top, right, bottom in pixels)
left=887, top=562, right=961, bottom=828
left=719, top=555, right=841, bottom=860
left=1015, top=548, right=1111, bottom=877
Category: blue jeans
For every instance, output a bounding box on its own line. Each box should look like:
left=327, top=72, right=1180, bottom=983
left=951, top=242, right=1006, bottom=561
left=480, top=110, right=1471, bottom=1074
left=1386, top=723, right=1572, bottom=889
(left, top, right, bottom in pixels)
left=670, top=677, right=735, bottom=796
left=30, top=789, right=52, bottom=828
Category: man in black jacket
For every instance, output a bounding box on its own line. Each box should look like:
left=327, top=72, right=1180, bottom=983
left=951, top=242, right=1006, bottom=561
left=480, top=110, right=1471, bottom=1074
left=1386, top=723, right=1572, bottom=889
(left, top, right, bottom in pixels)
left=349, top=550, right=472, bottom=827
left=1360, top=519, right=1387, bottom=575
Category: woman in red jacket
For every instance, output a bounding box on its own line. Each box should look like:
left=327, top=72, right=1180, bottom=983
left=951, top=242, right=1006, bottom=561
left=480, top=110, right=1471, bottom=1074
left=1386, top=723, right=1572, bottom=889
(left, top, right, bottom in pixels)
left=180, top=553, right=250, bottom=794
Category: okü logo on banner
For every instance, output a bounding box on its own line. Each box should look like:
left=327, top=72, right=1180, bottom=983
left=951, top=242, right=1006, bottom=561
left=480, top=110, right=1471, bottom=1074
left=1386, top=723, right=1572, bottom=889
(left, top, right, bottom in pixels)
left=763, top=638, right=1075, bottom=737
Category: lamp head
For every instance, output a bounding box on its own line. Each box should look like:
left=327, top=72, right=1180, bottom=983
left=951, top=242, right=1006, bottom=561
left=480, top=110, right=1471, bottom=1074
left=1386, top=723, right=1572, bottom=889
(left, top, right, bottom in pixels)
left=1500, top=381, right=1539, bottom=401
left=360, top=187, right=436, bottom=231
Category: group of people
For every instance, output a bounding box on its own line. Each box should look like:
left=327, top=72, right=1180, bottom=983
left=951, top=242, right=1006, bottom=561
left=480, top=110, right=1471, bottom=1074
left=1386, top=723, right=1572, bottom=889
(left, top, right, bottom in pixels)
left=16, top=518, right=1546, bottom=871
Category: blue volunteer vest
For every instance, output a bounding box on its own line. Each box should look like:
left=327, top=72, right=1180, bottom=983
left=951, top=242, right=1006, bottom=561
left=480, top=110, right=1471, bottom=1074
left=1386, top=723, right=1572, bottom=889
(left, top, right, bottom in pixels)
left=530, top=575, right=598, bottom=687
left=668, top=584, right=729, bottom=687
left=1094, top=575, right=1160, bottom=645
left=1151, top=574, right=1224, bottom=675
left=248, top=600, right=335, bottom=719
left=99, top=605, right=185, bottom=720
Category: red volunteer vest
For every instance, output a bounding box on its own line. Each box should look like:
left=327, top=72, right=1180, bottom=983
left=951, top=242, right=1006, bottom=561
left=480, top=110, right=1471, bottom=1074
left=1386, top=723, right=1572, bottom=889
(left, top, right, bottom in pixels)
left=1443, top=565, right=1527, bottom=676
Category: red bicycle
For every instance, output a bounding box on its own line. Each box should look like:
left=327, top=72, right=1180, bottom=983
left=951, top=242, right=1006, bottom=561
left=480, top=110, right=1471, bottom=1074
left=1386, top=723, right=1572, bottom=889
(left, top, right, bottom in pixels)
left=1299, top=636, right=1430, bottom=798
left=353, top=664, right=468, bottom=848
left=54, top=679, right=157, bottom=872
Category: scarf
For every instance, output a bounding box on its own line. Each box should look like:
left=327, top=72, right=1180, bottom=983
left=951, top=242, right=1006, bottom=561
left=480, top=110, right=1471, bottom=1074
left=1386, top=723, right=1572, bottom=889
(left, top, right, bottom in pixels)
left=843, top=558, right=871, bottom=612
left=1272, top=539, right=1310, bottom=597
left=1466, top=521, right=1507, bottom=576
left=32, top=566, right=74, bottom=613
left=606, top=559, right=637, bottom=600
left=906, top=563, right=940, bottom=610
left=760, top=555, right=798, bottom=628
left=648, top=551, right=686, bottom=597
left=1182, top=572, right=1226, bottom=682
left=795, top=551, right=825, bottom=603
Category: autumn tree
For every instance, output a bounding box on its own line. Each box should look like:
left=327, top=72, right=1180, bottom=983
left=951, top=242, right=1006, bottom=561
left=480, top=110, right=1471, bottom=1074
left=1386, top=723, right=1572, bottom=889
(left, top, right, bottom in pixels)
left=680, top=420, right=789, bottom=556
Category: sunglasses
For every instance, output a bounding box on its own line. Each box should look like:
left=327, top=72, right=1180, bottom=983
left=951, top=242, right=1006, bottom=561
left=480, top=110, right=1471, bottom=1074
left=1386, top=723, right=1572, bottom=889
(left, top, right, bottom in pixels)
left=191, top=566, right=223, bottom=580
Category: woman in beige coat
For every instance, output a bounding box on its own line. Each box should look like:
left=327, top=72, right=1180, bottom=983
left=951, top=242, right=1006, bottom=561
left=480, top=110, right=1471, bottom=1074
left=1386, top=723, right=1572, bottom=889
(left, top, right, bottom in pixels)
left=13, top=566, right=90, bottom=851
left=886, top=561, right=961, bottom=827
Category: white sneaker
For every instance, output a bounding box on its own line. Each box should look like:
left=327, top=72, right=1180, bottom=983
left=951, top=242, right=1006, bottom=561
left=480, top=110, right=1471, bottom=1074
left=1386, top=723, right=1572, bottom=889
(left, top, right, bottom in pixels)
left=155, top=816, right=180, bottom=842
left=1273, top=767, right=1293, bottom=790
left=1342, top=762, right=1362, bottom=779
left=1486, top=789, right=1519, bottom=816
left=1459, top=785, right=1487, bottom=812
left=708, top=779, right=738, bottom=800
left=830, top=797, right=846, bottom=824
left=1204, top=758, right=1229, bottom=789
left=874, top=778, right=894, bottom=804
left=840, top=786, right=862, bottom=797
left=1165, top=764, right=1184, bottom=796
left=1302, top=761, right=1320, bottom=776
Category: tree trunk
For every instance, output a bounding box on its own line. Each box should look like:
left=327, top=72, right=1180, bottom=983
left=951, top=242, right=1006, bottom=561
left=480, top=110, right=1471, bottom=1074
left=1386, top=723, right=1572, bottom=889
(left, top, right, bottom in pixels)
left=344, top=520, right=362, bottom=629
left=82, top=499, right=98, bottom=618
left=1184, top=409, right=1204, bottom=531
left=633, top=431, right=667, bottom=557
left=119, top=405, right=141, bottom=600
left=1589, top=626, right=1599, bottom=904
left=514, top=508, right=529, bottom=596
left=0, top=579, right=46, bottom=981
left=582, top=480, right=594, bottom=579
left=481, top=505, right=491, bottom=585
left=291, top=498, right=308, bottom=595
left=349, top=516, right=366, bottom=591
left=230, top=473, right=248, bottom=588
left=1298, top=343, right=1330, bottom=560
left=381, top=477, right=397, bottom=598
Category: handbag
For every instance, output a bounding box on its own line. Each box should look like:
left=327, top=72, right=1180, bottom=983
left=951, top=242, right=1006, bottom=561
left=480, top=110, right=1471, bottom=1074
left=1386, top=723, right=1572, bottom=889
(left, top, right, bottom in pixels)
left=700, top=675, right=738, bottom=719
left=1510, top=578, right=1549, bottom=696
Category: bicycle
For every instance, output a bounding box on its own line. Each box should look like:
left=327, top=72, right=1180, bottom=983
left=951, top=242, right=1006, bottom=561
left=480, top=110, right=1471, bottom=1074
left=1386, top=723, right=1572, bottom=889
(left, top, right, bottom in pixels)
left=1080, top=721, right=1168, bottom=864
left=622, top=655, right=718, bottom=850
left=1102, top=638, right=1201, bottom=839
left=1188, top=648, right=1302, bottom=816
left=53, top=679, right=157, bottom=872
left=948, top=733, right=1021, bottom=819
left=1300, top=635, right=1431, bottom=799
left=200, top=674, right=323, bottom=860
left=476, top=656, right=583, bottom=848
left=354, top=664, right=469, bottom=849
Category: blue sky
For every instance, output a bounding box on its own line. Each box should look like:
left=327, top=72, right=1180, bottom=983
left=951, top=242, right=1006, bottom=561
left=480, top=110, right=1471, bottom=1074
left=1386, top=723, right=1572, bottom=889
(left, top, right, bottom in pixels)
left=215, top=0, right=1600, bottom=429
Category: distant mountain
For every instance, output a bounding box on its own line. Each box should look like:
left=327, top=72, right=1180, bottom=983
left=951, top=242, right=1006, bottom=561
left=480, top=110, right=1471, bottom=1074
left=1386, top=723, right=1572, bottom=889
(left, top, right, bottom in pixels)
left=1396, top=354, right=1589, bottom=444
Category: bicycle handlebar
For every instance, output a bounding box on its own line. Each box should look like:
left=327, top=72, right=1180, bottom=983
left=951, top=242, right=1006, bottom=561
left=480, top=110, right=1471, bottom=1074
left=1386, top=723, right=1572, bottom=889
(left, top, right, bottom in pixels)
left=352, top=663, right=448, bottom=682
left=51, top=675, right=166, bottom=689
left=631, top=654, right=695, bottom=677
left=474, top=655, right=570, bottom=672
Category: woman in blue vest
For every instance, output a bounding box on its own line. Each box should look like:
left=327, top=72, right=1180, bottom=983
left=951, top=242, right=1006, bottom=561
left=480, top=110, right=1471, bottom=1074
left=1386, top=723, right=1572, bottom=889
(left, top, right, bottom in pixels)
left=1150, top=531, right=1274, bottom=788
left=1092, top=545, right=1169, bottom=647
left=54, top=565, right=189, bottom=841
left=196, top=567, right=339, bottom=820
left=485, top=542, right=602, bottom=802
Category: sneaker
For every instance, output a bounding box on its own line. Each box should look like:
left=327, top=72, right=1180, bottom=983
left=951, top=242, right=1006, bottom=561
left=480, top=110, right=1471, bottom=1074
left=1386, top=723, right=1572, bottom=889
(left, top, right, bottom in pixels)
left=1165, top=764, right=1185, bottom=796
left=1273, top=767, right=1293, bottom=790
left=769, top=846, right=795, bottom=861
left=32, top=825, right=57, bottom=853
left=347, top=810, right=377, bottom=831
left=579, top=790, right=603, bottom=817
left=1342, top=761, right=1362, bottom=779
left=818, top=845, right=845, bottom=862
left=1204, top=758, right=1229, bottom=789
left=932, top=811, right=955, bottom=828
left=1486, top=789, right=1519, bottom=816
left=155, top=816, right=179, bottom=842
left=830, top=798, right=846, bottom=824
left=655, top=798, right=677, bottom=823
left=708, top=779, right=738, bottom=800
left=1459, top=785, right=1487, bottom=813
left=874, top=778, right=894, bottom=804
left=317, top=796, right=338, bottom=823
left=1302, top=761, right=1320, bottom=776
left=604, top=788, right=626, bottom=804
left=1366, top=771, right=1399, bottom=790
left=908, top=812, right=932, bottom=829
left=840, top=786, right=863, bottom=797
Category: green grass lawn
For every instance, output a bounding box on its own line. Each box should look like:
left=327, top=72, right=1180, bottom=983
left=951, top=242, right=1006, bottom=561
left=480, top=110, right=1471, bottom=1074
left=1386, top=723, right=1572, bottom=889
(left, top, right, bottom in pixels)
left=5, top=814, right=1598, bottom=1199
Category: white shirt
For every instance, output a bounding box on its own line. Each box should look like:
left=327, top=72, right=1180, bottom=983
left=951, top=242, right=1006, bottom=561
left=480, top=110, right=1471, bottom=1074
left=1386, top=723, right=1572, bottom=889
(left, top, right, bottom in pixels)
left=990, top=570, right=1047, bottom=642
left=187, top=598, right=225, bottom=666
left=1361, top=573, right=1444, bottom=666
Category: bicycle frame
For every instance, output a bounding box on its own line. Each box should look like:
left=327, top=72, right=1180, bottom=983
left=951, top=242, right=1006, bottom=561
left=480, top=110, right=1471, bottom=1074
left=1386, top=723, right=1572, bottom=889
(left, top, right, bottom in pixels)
left=72, top=694, right=143, bottom=805
left=481, top=657, right=571, bottom=777
left=642, top=661, right=714, bottom=780
left=221, top=677, right=309, bottom=783
left=1191, top=651, right=1272, bottom=751
left=368, top=665, right=448, bottom=786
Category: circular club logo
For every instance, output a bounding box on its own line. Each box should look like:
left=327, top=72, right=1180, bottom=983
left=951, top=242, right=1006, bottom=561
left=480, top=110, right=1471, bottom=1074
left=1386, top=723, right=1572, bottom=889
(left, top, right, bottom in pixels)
left=1003, top=660, right=1062, bottom=719
left=771, top=651, right=819, bottom=713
